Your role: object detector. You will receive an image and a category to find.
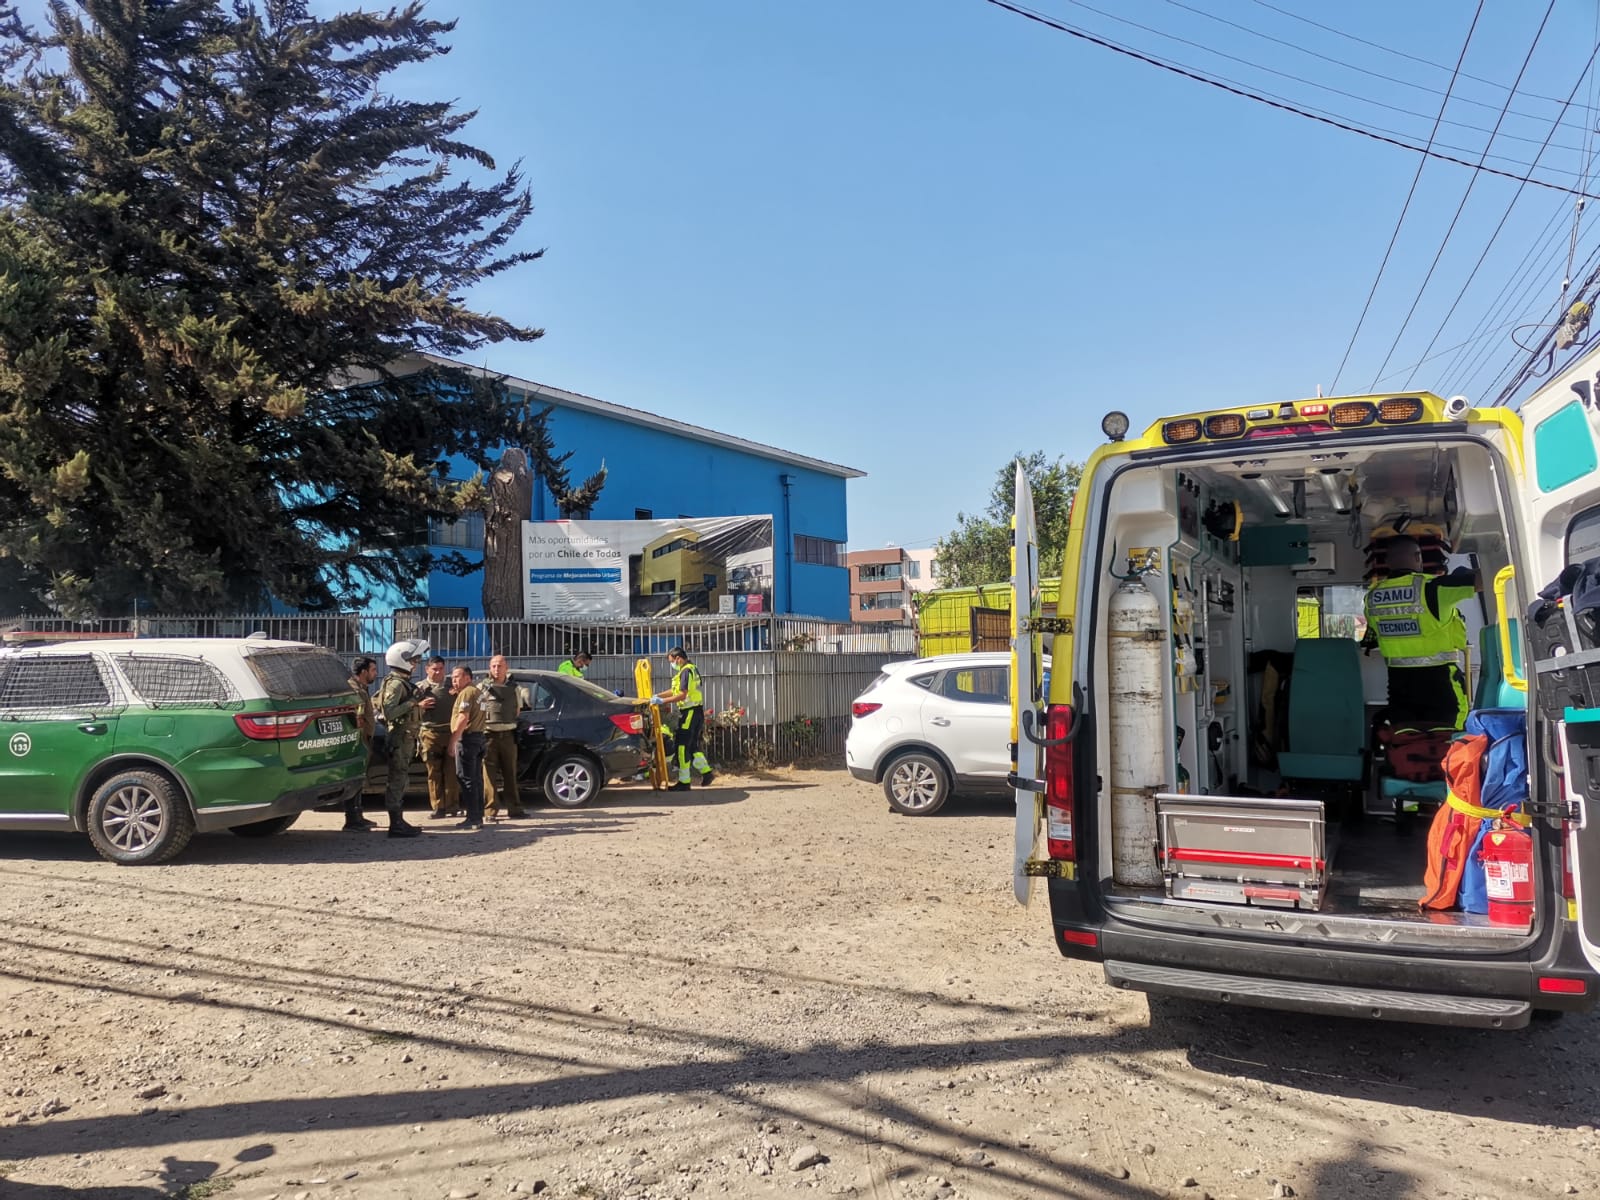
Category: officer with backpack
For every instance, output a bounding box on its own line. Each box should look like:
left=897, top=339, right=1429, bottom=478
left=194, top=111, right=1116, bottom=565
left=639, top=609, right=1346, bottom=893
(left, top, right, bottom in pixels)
left=655, top=645, right=714, bottom=790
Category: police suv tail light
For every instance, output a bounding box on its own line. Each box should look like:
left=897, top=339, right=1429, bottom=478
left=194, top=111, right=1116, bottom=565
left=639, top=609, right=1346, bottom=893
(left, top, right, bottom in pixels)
left=235, top=711, right=317, bottom=740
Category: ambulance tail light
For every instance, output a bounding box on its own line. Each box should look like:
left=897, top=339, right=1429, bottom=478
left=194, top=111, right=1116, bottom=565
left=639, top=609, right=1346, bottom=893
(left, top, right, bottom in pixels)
left=1377, top=397, right=1424, bottom=423
left=1162, top=419, right=1202, bottom=445
left=1563, top=819, right=1577, bottom=902
left=1044, top=704, right=1076, bottom=861
left=1331, top=401, right=1377, bottom=427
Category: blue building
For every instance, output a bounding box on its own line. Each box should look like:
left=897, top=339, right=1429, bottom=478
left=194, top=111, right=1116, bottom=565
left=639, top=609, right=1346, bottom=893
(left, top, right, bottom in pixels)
left=395, top=354, right=860, bottom=621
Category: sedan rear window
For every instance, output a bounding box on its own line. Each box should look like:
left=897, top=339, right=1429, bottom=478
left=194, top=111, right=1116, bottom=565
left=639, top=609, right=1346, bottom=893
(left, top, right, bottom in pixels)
left=245, top=648, right=356, bottom=700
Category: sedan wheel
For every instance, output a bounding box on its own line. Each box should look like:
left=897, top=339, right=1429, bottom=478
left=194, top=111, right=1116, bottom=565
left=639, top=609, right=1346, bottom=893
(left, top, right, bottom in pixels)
left=86, top=770, right=195, bottom=865
left=883, top=752, right=949, bottom=816
left=542, top=753, right=600, bottom=808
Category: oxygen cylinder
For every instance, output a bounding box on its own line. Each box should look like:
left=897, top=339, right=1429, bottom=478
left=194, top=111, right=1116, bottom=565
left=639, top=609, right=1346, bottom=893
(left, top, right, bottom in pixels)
left=1109, top=572, right=1167, bottom=887
left=1482, top=824, right=1535, bottom=927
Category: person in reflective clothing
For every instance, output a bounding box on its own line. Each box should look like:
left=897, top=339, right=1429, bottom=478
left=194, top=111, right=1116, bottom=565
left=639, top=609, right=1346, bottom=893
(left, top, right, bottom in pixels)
left=558, top=651, right=591, bottom=679
left=1363, top=535, right=1479, bottom=729
left=376, top=640, right=433, bottom=837
left=417, top=655, right=460, bottom=819
left=449, top=664, right=489, bottom=830
left=655, top=645, right=714, bottom=791
left=481, top=653, right=526, bottom=821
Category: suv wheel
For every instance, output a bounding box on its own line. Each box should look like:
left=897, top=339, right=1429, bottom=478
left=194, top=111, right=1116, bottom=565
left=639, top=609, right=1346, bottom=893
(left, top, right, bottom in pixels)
left=229, top=813, right=301, bottom=838
left=86, top=770, right=195, bottom=865
left=883, top=752, right=949, bottom=816
left=543, top=752, right=600, bottom=808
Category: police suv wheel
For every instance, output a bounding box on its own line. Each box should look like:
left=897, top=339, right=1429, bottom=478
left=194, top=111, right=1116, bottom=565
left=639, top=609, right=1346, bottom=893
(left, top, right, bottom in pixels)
left=86, top=770, right=195, bottom=865
left=883, top=752, right=949, bottom=816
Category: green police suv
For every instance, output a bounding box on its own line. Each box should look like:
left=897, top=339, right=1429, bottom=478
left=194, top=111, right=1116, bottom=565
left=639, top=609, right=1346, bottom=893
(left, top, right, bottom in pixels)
left=0, top=637, right=366, bottom=864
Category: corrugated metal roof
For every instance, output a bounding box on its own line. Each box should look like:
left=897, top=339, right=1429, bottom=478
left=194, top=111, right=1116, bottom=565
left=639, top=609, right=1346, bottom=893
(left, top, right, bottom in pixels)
left=409, top=353, right=865, bottom=480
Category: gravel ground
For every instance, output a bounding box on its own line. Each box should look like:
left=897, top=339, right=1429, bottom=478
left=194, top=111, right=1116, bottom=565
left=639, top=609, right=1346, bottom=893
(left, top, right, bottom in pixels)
left=1, top=767, right=1598, bottom=1200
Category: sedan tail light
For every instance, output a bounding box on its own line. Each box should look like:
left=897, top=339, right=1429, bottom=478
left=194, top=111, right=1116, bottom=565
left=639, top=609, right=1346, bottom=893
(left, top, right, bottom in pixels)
left=609, top=712, right=644, bottom=734
left=852, top=701, right=883, bottom=718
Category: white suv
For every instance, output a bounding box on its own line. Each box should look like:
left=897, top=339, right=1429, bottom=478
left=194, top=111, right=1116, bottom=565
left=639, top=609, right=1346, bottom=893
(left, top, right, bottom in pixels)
left=845, top=652, right=1015, bottom=815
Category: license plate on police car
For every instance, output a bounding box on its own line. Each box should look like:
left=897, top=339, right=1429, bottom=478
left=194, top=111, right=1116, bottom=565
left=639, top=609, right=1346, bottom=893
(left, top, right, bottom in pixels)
left=318, top=717, right=344, bottom=736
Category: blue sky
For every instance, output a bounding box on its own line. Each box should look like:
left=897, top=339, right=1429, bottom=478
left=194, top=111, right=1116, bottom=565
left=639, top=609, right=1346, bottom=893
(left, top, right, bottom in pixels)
left=19, top=0, right=1600, bottom=551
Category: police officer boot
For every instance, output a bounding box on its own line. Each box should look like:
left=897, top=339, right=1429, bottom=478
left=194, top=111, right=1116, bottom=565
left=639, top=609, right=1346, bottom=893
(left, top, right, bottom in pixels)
left=387, top=807, right=422, bottom=838
left=342, top=796, right=376, bottom=831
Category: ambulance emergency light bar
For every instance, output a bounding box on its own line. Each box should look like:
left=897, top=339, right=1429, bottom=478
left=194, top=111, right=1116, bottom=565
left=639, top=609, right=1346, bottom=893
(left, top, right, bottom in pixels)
left=1160, top=397, right=1425, bottom=445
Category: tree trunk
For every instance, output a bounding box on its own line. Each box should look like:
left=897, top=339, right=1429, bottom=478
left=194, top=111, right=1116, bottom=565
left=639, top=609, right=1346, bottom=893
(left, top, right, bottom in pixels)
left=482, top=448, right=532, bottom=621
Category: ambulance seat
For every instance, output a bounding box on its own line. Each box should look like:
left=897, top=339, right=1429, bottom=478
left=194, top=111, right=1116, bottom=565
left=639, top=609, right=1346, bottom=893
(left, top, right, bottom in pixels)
left=1475, top=623, right=1526, bottom=710
left=1277, top=637, right=1366, bottom=782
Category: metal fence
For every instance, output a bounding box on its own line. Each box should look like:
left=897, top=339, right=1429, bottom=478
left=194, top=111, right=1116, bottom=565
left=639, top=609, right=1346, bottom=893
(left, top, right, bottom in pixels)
left=0, top=612, right=917, bottom=763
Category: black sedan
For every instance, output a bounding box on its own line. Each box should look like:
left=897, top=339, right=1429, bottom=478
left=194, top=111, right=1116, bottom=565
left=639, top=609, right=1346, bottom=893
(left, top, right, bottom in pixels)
left=365, top=670, right=650, bottom=808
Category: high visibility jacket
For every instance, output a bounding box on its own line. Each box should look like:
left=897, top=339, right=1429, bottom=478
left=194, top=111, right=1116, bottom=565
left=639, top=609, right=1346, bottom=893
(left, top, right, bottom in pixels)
left=558, top=659, right=585, bottom=678
left=673, top=661, right=704, bottom=709
left=1364, top=572, right=1467, bottom=668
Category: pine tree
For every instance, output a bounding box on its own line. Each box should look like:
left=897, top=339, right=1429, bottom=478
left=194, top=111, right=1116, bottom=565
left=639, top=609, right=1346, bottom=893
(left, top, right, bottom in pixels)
left=0, top=0, right=567, bottom=615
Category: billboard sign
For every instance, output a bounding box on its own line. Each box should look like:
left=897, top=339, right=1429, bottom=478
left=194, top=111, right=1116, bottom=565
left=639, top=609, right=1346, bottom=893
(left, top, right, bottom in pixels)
left=523, top=516, right=774, bottom=619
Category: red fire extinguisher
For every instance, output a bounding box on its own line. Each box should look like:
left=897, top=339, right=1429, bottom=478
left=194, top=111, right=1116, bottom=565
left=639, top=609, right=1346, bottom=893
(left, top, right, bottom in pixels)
left=1481, top=823, right=1535, bottom=927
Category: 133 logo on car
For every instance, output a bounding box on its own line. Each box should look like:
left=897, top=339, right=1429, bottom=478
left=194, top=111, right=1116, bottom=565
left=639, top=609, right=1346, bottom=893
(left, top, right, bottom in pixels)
left=8, top=732, right=31, bottom=757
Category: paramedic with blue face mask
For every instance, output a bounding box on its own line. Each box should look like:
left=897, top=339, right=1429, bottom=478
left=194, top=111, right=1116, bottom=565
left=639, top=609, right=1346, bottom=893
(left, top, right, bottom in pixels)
left=1364, top=535, right=1480, bottom=729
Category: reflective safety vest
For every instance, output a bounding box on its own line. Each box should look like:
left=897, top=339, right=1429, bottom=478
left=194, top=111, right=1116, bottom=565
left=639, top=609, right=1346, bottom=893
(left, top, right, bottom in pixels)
left=673, top=661, right=704, bottom=709
left=558, top=659, right=584, bottom=678
left=1364, top=573, right=1466, bottom=669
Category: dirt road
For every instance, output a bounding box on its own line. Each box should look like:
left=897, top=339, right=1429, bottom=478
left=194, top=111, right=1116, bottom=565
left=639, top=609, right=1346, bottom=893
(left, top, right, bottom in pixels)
left=1, top=769, right=1597, bottom=1200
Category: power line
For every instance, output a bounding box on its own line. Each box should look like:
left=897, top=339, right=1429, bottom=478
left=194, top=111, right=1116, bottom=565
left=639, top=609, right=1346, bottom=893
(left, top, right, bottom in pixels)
left=1055, top=0, right=1589, bottom=156
left=1436, top=193, right=1594, bottom=395
left=1246, top=0, right=1580, bottom=107
left=1159, top=0, right=1591, bottom=135
left=1402, top=38, right=1600, bottom=390
left=978, top=0, right=1600, bottom=199
left=1367, top=0, right=1560, bottom=390
left=1327, top=1, right=1483, bottom=395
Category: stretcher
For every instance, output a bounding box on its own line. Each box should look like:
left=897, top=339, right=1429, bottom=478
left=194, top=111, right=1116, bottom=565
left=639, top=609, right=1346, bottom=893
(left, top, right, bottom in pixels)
left=634, top=657, right=672, bottom=790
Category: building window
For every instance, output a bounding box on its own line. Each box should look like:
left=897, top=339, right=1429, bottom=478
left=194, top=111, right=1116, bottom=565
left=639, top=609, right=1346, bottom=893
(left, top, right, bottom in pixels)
left=794, top=534, right=845, bottom=568
left=651, top=581, right=676, bottom=595
left=859, top=591, right=903, bottom=611
left=634, top=508, right=653, bottom=521
left=905, top=560, right=921, bottom=580
left=428, top=512, right=485, bottom=550
left=857, top=563, right=902, bottom=582
left=651, top=538, right=694, bottom=558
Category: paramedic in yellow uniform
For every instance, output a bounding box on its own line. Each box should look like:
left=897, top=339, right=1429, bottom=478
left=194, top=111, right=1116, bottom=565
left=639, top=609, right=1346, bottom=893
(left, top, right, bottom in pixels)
left=1363, top=535, right=1479, bottom=729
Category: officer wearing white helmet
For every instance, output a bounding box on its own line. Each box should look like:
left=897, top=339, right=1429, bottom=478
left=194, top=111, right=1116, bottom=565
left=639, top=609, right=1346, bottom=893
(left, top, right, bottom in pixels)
left=375, top=638, right=434, bottom=837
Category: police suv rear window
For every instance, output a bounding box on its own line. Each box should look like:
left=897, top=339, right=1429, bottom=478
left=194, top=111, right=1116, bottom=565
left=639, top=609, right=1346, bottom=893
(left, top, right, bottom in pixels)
left=245, top=648, right=356, bottom=700
left=114, top=654, right=242, bottom=709
left=0, top=655, right=119, bottom=714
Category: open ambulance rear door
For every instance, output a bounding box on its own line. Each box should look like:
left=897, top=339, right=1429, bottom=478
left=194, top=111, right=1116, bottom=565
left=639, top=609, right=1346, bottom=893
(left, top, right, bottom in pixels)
left=1518, top=351, right=1600, bottom=973
left=1012, top=465, right=1044, bottom=905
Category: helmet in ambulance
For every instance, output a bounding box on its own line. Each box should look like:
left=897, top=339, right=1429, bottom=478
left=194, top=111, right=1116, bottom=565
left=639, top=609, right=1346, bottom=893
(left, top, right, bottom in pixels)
left=384, top=639, right=430, bottom=671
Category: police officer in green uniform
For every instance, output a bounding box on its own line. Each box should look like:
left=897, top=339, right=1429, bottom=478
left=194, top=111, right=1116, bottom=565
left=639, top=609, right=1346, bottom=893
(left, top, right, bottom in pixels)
left=1364, top=535, right=1480, bottom=729
left=558, top=651, right=591, bottom=679
left=655, top=645, right=714, bottom=791
left=481, top=654, right=527, bottom=821
left=417, top=655, right=459, bottom=819
left=344, top=656, right=379, bottom=831
left=376, top=639, right=432, bottom=837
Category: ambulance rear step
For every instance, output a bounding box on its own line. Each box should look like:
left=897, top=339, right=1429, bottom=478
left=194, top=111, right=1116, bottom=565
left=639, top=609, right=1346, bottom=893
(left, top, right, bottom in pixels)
left=1156, top=793, right=1327, bottom=911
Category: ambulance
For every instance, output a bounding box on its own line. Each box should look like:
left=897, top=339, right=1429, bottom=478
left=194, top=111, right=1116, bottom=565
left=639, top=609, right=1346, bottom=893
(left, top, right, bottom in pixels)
left=1010, top=350, right=1600, bottom=1027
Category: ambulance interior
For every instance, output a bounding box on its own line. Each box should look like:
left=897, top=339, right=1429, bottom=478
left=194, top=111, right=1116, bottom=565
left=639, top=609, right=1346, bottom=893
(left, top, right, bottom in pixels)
left=1089, top=434, right=1536, bottom=948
